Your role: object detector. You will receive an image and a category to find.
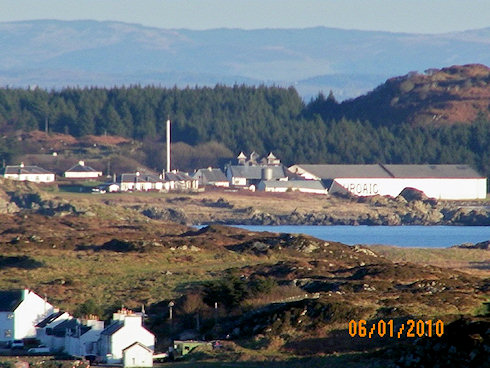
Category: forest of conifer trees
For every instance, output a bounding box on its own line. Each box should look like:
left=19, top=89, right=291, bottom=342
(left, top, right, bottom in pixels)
left=0, top=85, right=488, bottom=178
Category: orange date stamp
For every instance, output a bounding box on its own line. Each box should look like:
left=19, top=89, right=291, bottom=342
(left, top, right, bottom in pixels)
left=348, top=319, right=444, bottom=338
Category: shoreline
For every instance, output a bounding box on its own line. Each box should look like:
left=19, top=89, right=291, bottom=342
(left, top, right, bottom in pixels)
left=196, top=224, right=490, bottom=249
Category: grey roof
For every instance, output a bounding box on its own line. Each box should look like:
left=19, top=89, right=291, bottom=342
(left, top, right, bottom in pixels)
left=4, top=165, right=54, bottom=175
left=36, top=311, right=65, bottom=328
left=101, top=321, right=124, bottom=336
left=165, top=171, right=194, bottom=182
left=381, top=164, right=485, bottom=178
left=292, top=164, right=485, bottom=180
left=291, top=164, right=390, bottom=179
left=261, top=180, right=326, bottom=190
left=228, top=165, right=288, bottom=180
left=0, top=290, right=24, bottom=312
left=123, top=341, right=153, bottom=353
left=52, top=319, right=79, bottom=337
left=194, top=168, right=228, bottom=182
left=50, top=319, right=92, bottom=337
left=120, top=173, right=162, bottom=183
left=65, top=164, right=100, bottom=173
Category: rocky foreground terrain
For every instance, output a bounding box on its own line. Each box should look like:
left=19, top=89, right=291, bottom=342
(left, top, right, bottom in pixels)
left=0, top=179, right=488, bottom=367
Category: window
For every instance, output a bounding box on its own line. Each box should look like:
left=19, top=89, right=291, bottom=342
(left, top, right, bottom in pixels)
left=7, top=313, right=13, bottom=319
left=4, top=329, right=12, bottom=338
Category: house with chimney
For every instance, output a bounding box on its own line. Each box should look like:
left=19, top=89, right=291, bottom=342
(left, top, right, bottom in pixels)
left=192, top=168, right=229, bottom=187
left=98, top=309, right=155, bottom=365
left=119, top=172, right=165, bottom=192
left=164, top=171, right=199, bottom=191
left=64, top=317, right=104, bottom=358
left=64, top=161, right=102, bottom=179
left=0, top=289, right=54, bottom=344
left=35, top=310, right=71, bottom=350
left=3, top=163, right=55, bottom=183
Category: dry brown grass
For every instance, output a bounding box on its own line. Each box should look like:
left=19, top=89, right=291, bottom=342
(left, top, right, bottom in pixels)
left=368, top=245, right=490, bottom=277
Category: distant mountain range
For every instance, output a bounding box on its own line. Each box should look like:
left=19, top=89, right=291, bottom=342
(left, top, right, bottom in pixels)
left=1, top=20, right=490, bottom=100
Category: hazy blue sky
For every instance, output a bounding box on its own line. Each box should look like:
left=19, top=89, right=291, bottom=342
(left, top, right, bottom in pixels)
left=1, top=0, right=490, bottom=33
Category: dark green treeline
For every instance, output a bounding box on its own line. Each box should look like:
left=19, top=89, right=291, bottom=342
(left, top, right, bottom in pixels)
left=0, top=85, right=488, bottom=177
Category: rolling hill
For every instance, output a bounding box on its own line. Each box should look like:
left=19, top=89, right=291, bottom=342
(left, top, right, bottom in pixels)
left=2, top=20, right=490, bottom=100
left=314, top=64, right=490, bottom=126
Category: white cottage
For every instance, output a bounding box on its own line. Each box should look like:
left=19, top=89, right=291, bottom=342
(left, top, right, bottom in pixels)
left=64, top=318, right=104, bottom=358
left=98, top=309, right=154, bottom=365
left=64, top=161, right=102, bottom=179
left=119, top=173, right=165, bottom=192
left=0, top=289, right=54, bottom=343
left=192, top=168, right=229, bottom=187
left=123, top=342, right=154, bottom=368
left=165, top=171, right=199, bottom=191
left=3, top=164, right=55, bottom=183
left=35, top=310, right=71, bottom=349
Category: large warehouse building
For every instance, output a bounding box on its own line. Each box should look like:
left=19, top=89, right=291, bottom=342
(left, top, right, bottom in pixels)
left=289, top=164, right=487, bottom=200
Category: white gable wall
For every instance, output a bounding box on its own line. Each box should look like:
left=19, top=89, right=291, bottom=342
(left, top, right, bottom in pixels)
left=104, top=315, right=155, bottom=364
left=123, top=343, right=153, bottom=368
left=14, top=290, right=54, bottom=340
left=65, top=320, right=104, bottom=357
left=330, top=178, right=487, bottom=199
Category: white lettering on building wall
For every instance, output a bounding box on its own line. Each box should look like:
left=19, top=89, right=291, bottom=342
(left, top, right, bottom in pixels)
left=347, top=183, right=379, bottom=195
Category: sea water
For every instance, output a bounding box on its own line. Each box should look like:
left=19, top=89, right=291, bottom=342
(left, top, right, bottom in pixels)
left=232, top=225, right=490, bottom=248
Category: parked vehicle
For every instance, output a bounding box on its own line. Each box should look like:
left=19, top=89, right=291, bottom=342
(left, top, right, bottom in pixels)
left=27, top=345, right=50, bottom=354
left=10, top=340, right=24, bottom=349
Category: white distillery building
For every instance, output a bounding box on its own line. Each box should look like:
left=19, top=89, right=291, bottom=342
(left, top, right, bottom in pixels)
left=257, top=179, right=328, bottom=194
left=289, top=164, right=487, bottom=200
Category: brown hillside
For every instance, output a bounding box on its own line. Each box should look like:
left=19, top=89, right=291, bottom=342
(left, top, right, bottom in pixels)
left=343, top=64, right=490, bottom=125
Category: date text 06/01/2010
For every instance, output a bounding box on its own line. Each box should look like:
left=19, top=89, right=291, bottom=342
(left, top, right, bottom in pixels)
left=348, top=319, right=444, bottom=339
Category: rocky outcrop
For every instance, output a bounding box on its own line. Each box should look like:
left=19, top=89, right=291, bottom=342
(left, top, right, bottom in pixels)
left=9, top=191, right=81, bottom=216
left=141, top=206, right=188, bottom=224
left=454, top=240, right=490, bottom=250
left=216, top=195, right=489, bottom=226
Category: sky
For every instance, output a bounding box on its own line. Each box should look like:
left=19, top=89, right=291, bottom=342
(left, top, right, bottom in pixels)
left=1, top=0, right=490, bottom=34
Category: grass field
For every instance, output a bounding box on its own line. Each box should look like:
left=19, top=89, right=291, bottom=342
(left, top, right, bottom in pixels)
left=367, top=245, right=490, bottom=277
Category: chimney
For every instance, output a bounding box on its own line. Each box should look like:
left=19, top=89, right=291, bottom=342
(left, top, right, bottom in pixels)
left=166, top=119, right=171, bottom=173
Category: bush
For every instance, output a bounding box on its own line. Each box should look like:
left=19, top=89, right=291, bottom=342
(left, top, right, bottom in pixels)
left=74, top=298, right=103, bottom=319
left=202, top=275, right=249, bottom=309
left=249, top=278, right=278, bottom=296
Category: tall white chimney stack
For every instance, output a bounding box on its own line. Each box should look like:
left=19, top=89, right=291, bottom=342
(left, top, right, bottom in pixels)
left=166, top=119, right=171, bottom=173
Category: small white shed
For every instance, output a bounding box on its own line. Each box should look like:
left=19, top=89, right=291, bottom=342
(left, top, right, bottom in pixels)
left=123, top=342, right=153, bottom=368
